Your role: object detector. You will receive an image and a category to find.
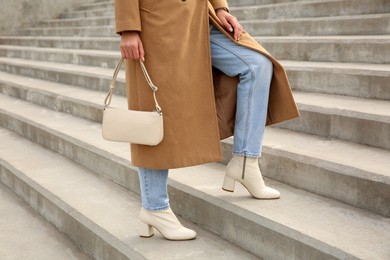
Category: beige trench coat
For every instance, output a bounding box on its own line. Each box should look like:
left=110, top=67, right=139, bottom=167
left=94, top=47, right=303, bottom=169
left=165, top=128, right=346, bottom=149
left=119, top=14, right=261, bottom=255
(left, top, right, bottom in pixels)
left=114, top=0, right=299, bottom=169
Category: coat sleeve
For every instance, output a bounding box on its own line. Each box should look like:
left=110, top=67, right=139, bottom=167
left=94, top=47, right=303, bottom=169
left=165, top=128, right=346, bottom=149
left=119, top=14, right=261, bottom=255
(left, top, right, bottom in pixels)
left=209, top=0, right=229, bottom=11
left=114, top=0, right=141, bottom=34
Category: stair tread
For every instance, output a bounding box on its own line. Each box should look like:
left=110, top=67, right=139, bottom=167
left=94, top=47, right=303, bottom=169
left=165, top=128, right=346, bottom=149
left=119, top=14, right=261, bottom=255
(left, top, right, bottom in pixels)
left=293, top=91, right=390, bottom=120
left=44, top=16, right=114, bottom=23
left=0, top=182, right=92, bottom=260
left=0, top=94, right=389, bottom=259
left=281, top=60, right=390, bottom=74
left=63, top=6, right=114, bottom=13
left=0, top=45, right=119, bottom=56
left=0, top=127, right=258, bottom=260
left=0, top=57, right=122, bottom=79
left=242, top=12, right=390, bottom=22
left=0, top=71, right=389, bottom=179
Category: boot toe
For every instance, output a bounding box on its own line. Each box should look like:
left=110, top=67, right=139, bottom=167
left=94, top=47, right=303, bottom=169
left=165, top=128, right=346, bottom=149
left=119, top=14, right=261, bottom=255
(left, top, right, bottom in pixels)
left=253, top=187, right=280, bottom=199
left=166, top=227, right=197, bottom=241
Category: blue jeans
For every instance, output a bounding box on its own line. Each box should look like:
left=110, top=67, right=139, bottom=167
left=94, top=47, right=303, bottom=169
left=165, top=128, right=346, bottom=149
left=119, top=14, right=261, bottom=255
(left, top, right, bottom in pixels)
left=139, top=25, right=273, bottom=210
left=138, top=168, right=170, bottom=211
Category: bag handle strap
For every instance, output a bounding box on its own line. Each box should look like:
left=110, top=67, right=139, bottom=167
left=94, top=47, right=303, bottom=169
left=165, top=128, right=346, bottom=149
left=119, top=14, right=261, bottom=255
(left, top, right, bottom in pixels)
left=104, top=57, right=162, bottom=114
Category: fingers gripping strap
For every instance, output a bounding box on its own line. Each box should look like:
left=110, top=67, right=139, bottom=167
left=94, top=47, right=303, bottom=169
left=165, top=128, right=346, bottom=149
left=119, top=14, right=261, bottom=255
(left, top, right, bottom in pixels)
left=104, top=57, right=162, bottom=113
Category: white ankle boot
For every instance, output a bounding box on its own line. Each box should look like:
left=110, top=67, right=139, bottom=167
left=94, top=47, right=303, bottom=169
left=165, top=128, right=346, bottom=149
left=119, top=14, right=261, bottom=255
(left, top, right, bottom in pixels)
left=139, top=208, right=197, bottom=240
left=223, top=155, right=280, bottom=199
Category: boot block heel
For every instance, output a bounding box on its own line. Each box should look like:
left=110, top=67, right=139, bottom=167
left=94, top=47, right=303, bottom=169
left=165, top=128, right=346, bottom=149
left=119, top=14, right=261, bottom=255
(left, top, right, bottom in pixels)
left=222, top=175, right=235, bottom=192
left=139, top=222, right=154, bottom=238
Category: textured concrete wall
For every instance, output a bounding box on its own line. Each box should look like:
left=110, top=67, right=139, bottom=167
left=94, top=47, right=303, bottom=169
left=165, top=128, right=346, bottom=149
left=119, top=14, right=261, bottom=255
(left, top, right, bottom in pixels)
left=0, top=0, right=92, bottom=35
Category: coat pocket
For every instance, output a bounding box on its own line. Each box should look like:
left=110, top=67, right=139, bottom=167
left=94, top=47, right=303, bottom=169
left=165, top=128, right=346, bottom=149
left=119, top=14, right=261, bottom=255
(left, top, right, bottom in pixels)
left=140, top=0, right=157, bottom=12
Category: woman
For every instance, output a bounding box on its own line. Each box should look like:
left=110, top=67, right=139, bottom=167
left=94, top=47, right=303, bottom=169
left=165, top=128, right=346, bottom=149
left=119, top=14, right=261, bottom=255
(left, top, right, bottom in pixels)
left=115, top=0, right=299, bottom=241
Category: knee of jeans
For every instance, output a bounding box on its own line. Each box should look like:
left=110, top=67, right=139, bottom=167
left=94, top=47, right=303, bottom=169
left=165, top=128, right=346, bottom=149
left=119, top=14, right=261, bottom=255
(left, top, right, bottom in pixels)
left=252, top=54, right=273, bottom=76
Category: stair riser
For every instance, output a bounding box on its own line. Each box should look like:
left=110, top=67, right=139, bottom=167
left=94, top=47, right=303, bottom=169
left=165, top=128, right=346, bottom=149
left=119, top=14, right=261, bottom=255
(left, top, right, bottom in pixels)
left=59, top=9, right=114, bottom=19
left=22, top=27, right=115, bottom=37
left=0, top=82, right=103, bottom=123
left=0, top=48, right=119, bottom=68
left=0, top=165, right=144, bottom=260
left=0, top=111, right=350, bottom=259
left=288, top=69, right=390, bottom=101
left=0, top=63, right=127, bottom=96
left=0, top=38, right=120, bottom=51
left=77, top=3, right=114, bottom=11
left=23, top=16, right=390, bottom=37
left=41, top=17, right=114, bottom=28
left=261, top=40, right=390, bottom=64
left=243, top=16, right=390, bottom=36
left=228, top=0, right=318, bottom=5
left=232, top=0, right=390, bottom=20
left=277, top=110, right=390, bottom=150
left=1, top=94, right=388, bottom=217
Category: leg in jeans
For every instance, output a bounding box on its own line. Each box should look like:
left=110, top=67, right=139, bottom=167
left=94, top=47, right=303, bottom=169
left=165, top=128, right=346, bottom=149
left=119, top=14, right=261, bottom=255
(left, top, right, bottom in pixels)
left=210, top=25, right=273, bottom=157
left=210, top=25, right=280, bottom=199
left=137, top=167, right=197, bottom=240
left=138, top=167, right=170, bottom=211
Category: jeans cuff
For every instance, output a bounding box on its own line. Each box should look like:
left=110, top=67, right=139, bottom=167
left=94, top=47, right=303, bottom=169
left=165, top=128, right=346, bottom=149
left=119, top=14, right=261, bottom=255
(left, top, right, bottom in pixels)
left=233, top=152, right=261, bottom=158
left=143, top=204, right=170, bottom=212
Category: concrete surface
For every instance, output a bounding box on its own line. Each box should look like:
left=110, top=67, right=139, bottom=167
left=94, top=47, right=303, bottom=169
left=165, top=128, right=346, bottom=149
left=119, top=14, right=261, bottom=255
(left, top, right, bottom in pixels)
left=0, top=77, right=389, bottom=215
left=0, top=58, right=388, bottom=149
left=1, top=121, right=390, bottom=259
left=0, top=127, right=260, bottom=260
left=0, top=0, right=92, bottom=35
left=0, top=183, right=92, bottom=260
left=0, top=0, right=389, bottom=258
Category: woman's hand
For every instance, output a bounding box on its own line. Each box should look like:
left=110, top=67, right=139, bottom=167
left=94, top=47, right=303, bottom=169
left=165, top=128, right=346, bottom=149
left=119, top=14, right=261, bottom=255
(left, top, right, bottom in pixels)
left=120, top=31, right=145, bottom=61
left=216, top=9, right=243, bottom=41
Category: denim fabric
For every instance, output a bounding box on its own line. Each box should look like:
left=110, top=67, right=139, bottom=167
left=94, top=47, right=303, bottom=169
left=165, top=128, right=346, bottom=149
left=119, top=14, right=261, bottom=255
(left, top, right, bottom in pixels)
left=210, top=24, right=273, bottom=157
left=138, top=167, right=170, bottom=211
left=138, top=25, right=273, bottom=210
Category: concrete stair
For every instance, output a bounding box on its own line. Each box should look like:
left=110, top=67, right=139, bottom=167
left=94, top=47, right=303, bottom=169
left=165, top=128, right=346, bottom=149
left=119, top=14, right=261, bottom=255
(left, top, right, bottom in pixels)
left=0, top=182, right=92, bottom=260
left=0, top=0, right=389, bottom=259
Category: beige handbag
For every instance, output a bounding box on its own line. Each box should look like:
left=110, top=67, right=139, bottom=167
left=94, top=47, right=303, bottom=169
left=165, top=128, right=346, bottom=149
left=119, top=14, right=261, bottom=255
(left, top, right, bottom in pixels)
left=102, top=57, right=163, bottom=145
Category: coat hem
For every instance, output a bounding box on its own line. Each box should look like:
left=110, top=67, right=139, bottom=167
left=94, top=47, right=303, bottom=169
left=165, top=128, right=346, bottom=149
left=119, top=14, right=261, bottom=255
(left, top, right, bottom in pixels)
left=131, top=155, right=223, bottom=170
